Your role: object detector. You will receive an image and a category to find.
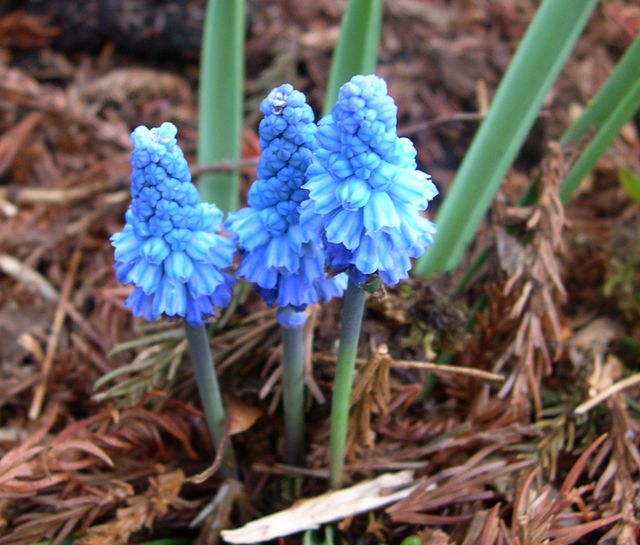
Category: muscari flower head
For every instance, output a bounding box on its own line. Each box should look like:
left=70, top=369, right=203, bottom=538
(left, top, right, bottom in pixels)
left=300, top=74, right=438, bottom=287
left=111, top=122, right=236, bottom=327
left=224, top=84, right=347, bottom=328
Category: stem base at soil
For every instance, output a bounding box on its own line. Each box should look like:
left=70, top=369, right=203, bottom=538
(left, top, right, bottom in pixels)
left=184, top=322, right=238, bottom=479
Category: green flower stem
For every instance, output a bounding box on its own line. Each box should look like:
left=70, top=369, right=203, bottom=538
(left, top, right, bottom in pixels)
left=184, top=322, right=237, bottom=479
left=281, top=321, right=305, bottom=466
left=329, top=280, right=366, bottom=489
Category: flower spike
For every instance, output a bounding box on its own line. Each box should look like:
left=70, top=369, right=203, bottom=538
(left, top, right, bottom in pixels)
left=111, top=122, right=236, bottom=327
left=112, top=122, right=238, bottom=477
left=225, top=84, right=346, bottom=466
left=301, top=74, right=438, bottom=287
left=311, top=75, right=439, bottom=489
left=225, top=84, right=347, bottom=327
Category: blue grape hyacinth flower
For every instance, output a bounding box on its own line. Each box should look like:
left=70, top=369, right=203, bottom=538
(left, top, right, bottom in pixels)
left=224, top=84, right=347, bottom=327
left=111, top=122, right=236, bottom=327
left=300, top=74, right=438, bottom=287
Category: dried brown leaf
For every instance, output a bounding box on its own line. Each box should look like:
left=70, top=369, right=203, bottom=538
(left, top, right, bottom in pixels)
left=77, top=469, right=185, bottom=545
left=346, top=344, right=391, bottom=458
left=227, top=398, right=263, bottom=436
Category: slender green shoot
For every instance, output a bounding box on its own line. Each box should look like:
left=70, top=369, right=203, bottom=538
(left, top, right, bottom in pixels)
left=281, top=321, right=305, bottom=466
left=329, top=280, right=367, bottom=489
left=559, top=75, right=640, bottom=203
left=184, top=322, right=238, bottom=479
left=555, top=31, right=640, bottom=202
left=197, top=0, right=246, bottom=213
left=414, top=0, right=599, bottom=276
left=323, top=0, right=383, bottom=116
left=520, top=31, right=640, bottom=206
left=561, top=32, right=640, bottom=146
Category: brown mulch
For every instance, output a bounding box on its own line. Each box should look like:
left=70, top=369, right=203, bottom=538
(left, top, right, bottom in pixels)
left=0, top=1, right=639, bottom=544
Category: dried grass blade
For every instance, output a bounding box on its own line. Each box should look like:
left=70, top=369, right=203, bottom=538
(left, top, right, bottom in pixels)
left=30, top=248, right=83, bottom=419
left=0, top=253, right=59, bottom=302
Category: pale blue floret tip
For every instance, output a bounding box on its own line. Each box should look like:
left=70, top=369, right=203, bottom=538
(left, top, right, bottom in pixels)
left=225, top=84, right=347, bottom=327
left=111, top=122, right=236, bottom=326
left=301, top=74, right=438, bottom=286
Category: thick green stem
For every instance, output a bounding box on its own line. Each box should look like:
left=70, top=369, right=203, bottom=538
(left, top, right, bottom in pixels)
left=184, top=322, right=237, bottom=479
left=329, top=280, right=366, bottom=489
left=281, top=322, right=305, bottom=466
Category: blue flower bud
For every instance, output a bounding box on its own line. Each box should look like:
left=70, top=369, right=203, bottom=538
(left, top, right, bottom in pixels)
left=276, top=307, right=307, bottom=328
left=302, top=75, right=438, bottom=286
left=335, top=176, right=372, bottom=211
left=225, top=85, right=347, bottom=327
left=111, top=122, right=236, bottom=326
left=140, top=236, right=171, bottom=263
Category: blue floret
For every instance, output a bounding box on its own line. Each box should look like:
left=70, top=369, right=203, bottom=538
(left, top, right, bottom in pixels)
left=300, top=74, right=438, bottom=286
left=111, top=122, right=236, bottom=326
left=225, top=84, right=347, bottom=327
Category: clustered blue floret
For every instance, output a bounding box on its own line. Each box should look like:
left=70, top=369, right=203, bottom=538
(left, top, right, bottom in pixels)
left=111, top=122, right=236, bottom=326
left=224, top=84, right=347, bottom=327
left=300, top=74, right=438, bottom=286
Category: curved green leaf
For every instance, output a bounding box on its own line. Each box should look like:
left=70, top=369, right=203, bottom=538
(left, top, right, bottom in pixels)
left=415, top=0, right=599, bottom=276
left=561, top=31, right=640, bottom=146
left=559, top=38, right=640, bottom=202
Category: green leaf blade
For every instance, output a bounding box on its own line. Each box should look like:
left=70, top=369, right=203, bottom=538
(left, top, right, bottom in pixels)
left=197, top=0, right=246, bottom=213
left=323, top=0, right=383, bottom=116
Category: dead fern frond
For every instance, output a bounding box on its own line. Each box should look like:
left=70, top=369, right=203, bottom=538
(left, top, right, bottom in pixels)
left=493, top=143, right=569, bottom=418
left=94, top=308, right=279, bottom=406
left=388, top=443, right=535, bottom=525
left=511, top=434, right=620, bottom=545
left=581, top=360, right=640, bottom=545
left=0, top=399, right=203, bottom=544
